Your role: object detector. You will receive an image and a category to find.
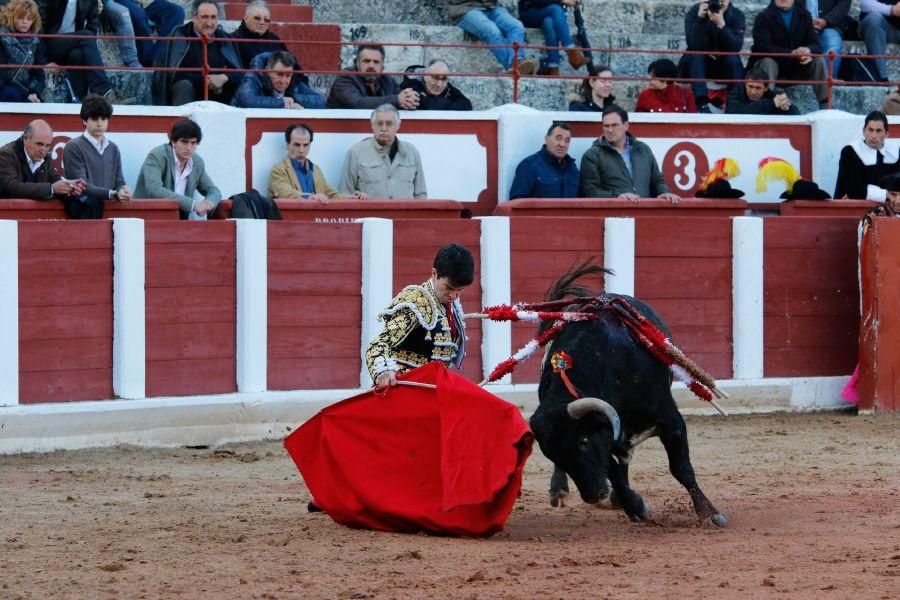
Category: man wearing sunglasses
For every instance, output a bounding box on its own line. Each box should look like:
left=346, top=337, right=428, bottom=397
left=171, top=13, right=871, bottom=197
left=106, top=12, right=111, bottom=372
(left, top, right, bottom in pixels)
left=399, top=59, right=473, bottom=111
left=232, top=0, right=288, bottom=68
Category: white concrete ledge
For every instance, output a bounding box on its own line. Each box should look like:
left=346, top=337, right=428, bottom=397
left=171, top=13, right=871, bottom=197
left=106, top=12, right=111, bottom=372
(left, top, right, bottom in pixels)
left=0, top=376, right=853, bottom=454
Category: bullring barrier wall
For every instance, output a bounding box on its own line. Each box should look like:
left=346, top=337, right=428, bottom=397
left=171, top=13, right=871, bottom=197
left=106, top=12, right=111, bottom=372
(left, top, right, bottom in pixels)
left=0, top=103, right=891, bottom=215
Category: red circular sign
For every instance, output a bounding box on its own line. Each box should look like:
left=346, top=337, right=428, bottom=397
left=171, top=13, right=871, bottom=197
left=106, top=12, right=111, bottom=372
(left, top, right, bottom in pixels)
left=662, top=142, right=710, bottom=197
left=50, top=135, right=71, bottom=174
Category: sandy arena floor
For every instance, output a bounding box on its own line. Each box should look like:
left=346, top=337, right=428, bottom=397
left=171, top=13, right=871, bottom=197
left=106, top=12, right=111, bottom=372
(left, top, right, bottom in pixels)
left=1, top=411, right=899, bottom=599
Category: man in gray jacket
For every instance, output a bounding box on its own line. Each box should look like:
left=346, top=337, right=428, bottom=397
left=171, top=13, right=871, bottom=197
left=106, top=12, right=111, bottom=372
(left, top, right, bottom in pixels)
left=579, top=105, right=680, bottom=203
left=134, top=118, right=222, bottom=219
left=327, top=45, right=420, bottom=110
left=339, top=104, right=427, bottom=199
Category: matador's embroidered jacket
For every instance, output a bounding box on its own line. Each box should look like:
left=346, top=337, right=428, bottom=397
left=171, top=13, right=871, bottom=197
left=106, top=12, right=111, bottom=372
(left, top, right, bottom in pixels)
left=365, top=279, right=466, bottom=380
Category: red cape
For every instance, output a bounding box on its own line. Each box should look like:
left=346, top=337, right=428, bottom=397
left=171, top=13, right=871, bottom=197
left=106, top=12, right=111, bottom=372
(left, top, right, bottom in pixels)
left=284, top=362, right=533, bottom=537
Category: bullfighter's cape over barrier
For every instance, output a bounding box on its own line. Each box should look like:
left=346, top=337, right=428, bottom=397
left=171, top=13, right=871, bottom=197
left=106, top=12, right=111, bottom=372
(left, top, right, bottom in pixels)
left=284, top=362, right=533, bottom=537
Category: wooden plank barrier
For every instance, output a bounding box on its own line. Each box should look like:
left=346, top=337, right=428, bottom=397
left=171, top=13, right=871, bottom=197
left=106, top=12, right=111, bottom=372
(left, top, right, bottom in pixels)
left=212, top=198, right=467, bottom=221
left=763, top=217, right=859, bottom=377
left=392, top=220, right=484, bottom=383
left=779, top=199, right=879, bottom=217
left=858, top=218, right=900, bottom=411
left=508, top=217, right=605, bottom=384
left=144, top=221, right=237, bottom=397
left=267, top=221, right=362, bottom=390
left=494, top=198, right=747, bottom=218
left=0, top=199, right=180, bottom=220
left=18, top=221, right=114, bottom=403
left=635, top=217, right=733, bottom=379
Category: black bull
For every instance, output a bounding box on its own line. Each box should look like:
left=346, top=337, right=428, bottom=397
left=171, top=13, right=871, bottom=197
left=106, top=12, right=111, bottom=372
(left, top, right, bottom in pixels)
left=529, top=265, right=727, bottom=526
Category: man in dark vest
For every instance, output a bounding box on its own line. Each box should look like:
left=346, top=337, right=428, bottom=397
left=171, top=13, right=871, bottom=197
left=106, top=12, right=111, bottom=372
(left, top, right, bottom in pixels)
left=834, top=110, right=900, bottom=200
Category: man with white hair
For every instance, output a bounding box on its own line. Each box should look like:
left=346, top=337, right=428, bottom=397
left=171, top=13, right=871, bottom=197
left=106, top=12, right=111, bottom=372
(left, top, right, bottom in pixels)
left=339, top=104, right=427, bottom=199
left=231, top=0, right=289, bottom=68
left=400, top=59, right=473, bottom=111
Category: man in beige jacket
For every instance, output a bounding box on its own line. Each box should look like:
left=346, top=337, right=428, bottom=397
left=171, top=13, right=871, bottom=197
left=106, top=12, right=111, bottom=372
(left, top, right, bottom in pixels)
left=339, top=104, right=428, bottom=200
left=268, top=123, right=366, bottom=204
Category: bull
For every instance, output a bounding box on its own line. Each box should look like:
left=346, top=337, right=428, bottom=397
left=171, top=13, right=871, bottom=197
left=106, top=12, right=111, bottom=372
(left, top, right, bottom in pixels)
left=529, top=263, right=727, bottom=526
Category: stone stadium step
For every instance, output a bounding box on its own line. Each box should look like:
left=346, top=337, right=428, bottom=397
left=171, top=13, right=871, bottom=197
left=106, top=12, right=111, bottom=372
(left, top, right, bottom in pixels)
left=41, top=69, right=152, bottom=105
left=222, top=3, right=312, bottom=23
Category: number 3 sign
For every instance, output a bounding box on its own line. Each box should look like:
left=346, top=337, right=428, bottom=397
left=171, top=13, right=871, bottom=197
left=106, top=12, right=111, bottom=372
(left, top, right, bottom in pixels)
left=662, top=142, right=709, bottom=197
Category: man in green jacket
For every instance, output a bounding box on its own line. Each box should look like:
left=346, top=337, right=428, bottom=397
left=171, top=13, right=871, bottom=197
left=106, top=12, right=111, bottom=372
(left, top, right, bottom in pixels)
left=579, top=105, right=680, bottom=203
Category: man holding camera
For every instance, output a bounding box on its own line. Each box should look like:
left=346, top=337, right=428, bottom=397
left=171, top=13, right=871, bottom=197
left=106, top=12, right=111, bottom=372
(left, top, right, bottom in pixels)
left=682, top=0, right=746, bottom=113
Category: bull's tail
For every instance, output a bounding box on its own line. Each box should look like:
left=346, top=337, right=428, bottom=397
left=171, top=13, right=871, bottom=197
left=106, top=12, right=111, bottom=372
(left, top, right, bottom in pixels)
left=547, top=258, right=612, bottom=302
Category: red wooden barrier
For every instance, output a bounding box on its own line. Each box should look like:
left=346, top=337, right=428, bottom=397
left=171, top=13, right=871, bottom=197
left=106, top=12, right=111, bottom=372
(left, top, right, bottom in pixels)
left=145, top=221, right=237, bottom=397
left=267, top=222, right=362, bottom=390
left=19, top=221, right=114, bottom=403
left=392, top=220, right=484, bottom=383
left=763, top=218, right=859, bottom=377
left=779, top=199, right=879, bottom=217
left=509, top=217, right=605, bottom=383
left=634, top=217, right=733, bottom=379
left=494, top=198, right=747, bottom=218
left=0, top=199, right=180, bottom=220
left=858, top=218, right=900, bottom=411
left=267, top=24, right=341, bottom=75
left=212, top=198, right=467, bottom=221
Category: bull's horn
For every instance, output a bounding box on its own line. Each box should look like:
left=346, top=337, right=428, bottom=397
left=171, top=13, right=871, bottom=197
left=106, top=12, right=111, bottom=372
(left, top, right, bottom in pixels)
left=567, top=397, right=621, bottom=441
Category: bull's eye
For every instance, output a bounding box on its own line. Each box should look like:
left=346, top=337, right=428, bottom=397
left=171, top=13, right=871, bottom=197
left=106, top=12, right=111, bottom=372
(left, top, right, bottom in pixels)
left=578, top=437, right=590, bottom=451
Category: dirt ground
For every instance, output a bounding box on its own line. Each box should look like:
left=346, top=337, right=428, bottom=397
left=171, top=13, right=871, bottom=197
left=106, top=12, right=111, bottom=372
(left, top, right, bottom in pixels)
left=1, top=411, right=899, bottom=599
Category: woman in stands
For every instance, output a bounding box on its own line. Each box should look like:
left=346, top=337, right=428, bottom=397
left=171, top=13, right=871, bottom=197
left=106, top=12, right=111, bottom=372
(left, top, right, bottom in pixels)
left=568, top=64, right=615, bottom=112
left=517, top=0, right=586, bottom=75
left=635, top=58, right=697, bottom=113
left=0, top=0, right=45, bottom=102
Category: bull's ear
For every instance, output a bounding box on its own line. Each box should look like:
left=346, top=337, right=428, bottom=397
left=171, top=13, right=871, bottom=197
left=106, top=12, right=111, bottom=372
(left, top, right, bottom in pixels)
left=529, top=405, right=565, bottom=441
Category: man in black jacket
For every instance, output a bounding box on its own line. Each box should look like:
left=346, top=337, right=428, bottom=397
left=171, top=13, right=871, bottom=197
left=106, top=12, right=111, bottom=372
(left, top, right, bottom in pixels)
left=37, top=0, right=131, bottom=101
left=400, top=60, right=473, bottom=111
left=726, top=66, right=800, bottom=114
left=152, top=0, right=243, bottom=105
left=327, top=45, right=420, bottom=109
left=682, top=0, right=746, bottom=113
left=749, top=0, right=829, bottom=108
left=231, top=0, right=289, bottom=68
left=834, top=110, right=899, bottom=199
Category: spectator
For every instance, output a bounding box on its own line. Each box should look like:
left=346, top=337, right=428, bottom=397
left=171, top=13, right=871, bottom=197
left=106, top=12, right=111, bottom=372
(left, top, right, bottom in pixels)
left=834, top=110, right=900, bottom=200
left=0, top=119, right=88, bottom=214
left=726, top=65, right=799, bottom=114
left=807, top=0, right=849, bottom=77
left=749, top=0, right=829, bottom=110
left=152, top=0, right=243, bottom=106
left=327, top=44, right=419, bottom=110
left=37, top=0, right=133, bottom=102
left=445, top=0, right=537, bottom=74
left=635, top=58, right=697, bottom=113
left=517, top=0, right=587, bottom=75
left=0, top=0, right=46, bottom=103
left=400, top=60, right=473, bottom=111
left=63, top=94, right=132, bottom=218
left=682, top=0, right=746, bottom=113
left=339, top=104, right=427, bottom=199
left=568, top=64, right=616, bottom=112
left=113, top=0, right=184, bottom=67
left=509, top=121, right=579, bottom=199
left=134, top=118, right=222, bottom=219
left=859, top=0, right=900, bottom=83
left=232, top=51, right=324, bottom=109
left=268, top=123, right=366, bottom=202
left=100, top=1, right=142, bottom=68
left=231, top=0, right=288, bottom=68
left=579, top=105, right=680, bottom=203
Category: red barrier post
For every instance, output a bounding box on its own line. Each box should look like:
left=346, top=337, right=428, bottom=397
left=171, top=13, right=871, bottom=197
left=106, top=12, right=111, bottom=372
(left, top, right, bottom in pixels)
left=201, top=34, right=210, bottom=101
left=512, top=41, right=520, bottom=104
left=826, top=51, right=835, bottom=109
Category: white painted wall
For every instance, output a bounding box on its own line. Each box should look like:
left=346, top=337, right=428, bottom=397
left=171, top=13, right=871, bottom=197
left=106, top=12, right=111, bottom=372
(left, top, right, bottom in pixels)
left=235, top=219, right=268, bottom=393
left=359, top=218, right=394, bottom=388
left=603, top=217, right=635, bottom=296
left=477, top=217, right=512, bottom=383
left=0, top=221, right=18, bottom=407
left=112, top=219, right=146, bottom=400
left=732, top=217, right=765, bottom=380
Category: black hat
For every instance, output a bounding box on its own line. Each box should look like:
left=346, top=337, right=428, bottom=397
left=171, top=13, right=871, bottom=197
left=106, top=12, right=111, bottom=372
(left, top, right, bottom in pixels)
left=780, top=180, right=831, bottom=201
left=696, top=179, right=745, bottom=199
left=648, top=58, right=678, bottom=81
left=879, top=173, right=900, bottom=192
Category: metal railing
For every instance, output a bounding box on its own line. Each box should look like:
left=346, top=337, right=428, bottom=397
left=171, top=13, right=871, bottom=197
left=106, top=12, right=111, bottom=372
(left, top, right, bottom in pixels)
left=1, top=30, right=897, bottom=108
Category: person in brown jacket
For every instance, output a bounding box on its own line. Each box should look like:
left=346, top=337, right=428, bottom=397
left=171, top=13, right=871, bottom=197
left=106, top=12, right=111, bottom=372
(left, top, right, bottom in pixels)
left=268, top=123, right=367, bottom=203
left=0, top=119, right=95, bottom=217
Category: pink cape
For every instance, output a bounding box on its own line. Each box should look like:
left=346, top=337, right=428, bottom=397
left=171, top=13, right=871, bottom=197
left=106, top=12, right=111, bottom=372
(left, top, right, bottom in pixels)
left=284, top=362, right=534, bottom=537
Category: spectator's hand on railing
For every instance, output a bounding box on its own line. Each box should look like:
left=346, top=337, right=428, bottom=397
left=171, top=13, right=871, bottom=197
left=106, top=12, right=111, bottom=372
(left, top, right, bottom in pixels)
left=310, top=193, right=329, bottom=205
left=792, top=47, right=812, bottom=65
left=618, top=192, right=641, bottom=203
left=116, top=185, right=133, bottom=203
left=27, top=93, right=40, bottom=103
left=194, top=199, right=215, bottom=217
left=283, top=97, right=303, bottom=110
left=52, top=179, right=85, bottom=197
left=659, top=193, right=681, bottom=205
left=774, top=93, right=792, bottom=112
left=208, top=74, right=228, bottom=93
left=397, top=88, right=420, bottom=110
left=351, top=191, right=368, bottom=200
